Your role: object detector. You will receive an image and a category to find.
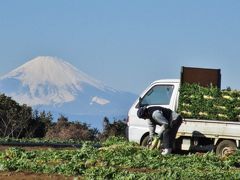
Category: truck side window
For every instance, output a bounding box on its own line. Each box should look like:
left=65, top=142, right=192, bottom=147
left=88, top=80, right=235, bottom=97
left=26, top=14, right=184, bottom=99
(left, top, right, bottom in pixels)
left=141, top=85, right=174, bottom=105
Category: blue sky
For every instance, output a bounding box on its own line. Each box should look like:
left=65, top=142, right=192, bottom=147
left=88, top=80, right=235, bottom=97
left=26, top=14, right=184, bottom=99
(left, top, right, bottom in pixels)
left=0, top=1, right=240, bottom=94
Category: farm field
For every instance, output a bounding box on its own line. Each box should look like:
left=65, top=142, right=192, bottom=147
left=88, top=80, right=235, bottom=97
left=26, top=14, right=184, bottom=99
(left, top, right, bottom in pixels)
left=0, top=137, right=240, bottom=179
left=0, top=171, right=75, bottom=180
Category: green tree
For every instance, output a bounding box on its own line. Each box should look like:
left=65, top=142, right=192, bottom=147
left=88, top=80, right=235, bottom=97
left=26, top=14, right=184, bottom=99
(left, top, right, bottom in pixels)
left=100, top=117, right=127, bottom=140
left=0, top=93, right=53, bottom=138
left=0, top=94, right=32, bottom=138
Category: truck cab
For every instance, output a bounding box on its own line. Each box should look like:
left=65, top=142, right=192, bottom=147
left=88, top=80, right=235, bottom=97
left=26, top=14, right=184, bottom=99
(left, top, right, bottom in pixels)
left=127, top=79, right=180, bottom=144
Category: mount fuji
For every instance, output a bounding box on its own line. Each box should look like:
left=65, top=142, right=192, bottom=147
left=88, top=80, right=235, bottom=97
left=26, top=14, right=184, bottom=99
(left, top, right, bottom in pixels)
left=0, top=56, right=137, bottom=129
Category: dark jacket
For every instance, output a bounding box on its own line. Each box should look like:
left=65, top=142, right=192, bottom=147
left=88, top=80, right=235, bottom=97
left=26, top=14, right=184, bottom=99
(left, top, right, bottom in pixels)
left=137, top=106, right=180, bottom=126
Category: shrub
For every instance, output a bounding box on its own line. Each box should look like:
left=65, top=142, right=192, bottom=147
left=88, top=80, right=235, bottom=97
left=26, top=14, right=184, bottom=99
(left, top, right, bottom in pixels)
left=45, top=115, right=99, bottom=141
left=99, top=117, right=127, bottom=141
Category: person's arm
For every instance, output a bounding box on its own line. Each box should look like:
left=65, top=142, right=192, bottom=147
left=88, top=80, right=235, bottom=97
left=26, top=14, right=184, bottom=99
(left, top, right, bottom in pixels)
left=147, top=118, right=156, bottom=140
left=157, top=124, right=168, bottom=138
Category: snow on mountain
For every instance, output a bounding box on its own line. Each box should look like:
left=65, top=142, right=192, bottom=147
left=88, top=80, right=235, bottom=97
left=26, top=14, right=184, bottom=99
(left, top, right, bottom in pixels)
left=90, top=96, right=110, bottom=105
left=0, top=56, right=137, bottom=129
left=0, top=56, right=114, bottom=106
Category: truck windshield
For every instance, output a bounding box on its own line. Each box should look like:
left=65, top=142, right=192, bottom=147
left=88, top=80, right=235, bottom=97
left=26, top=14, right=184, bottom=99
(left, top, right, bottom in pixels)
left=141, top=85, right=174, bottom=105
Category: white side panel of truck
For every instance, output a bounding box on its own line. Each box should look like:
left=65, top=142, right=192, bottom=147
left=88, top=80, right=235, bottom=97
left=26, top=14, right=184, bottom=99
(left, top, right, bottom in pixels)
left=178, top=119, right=240, bottom=141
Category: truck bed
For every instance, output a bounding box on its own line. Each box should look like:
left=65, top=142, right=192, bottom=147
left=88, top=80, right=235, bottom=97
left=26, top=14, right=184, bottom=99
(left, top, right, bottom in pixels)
left=178, top=118, right=240, bottom=140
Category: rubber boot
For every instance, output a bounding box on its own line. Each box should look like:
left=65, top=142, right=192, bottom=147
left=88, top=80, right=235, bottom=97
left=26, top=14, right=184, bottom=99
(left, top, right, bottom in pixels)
left=161, top=148, right=172, bottom=155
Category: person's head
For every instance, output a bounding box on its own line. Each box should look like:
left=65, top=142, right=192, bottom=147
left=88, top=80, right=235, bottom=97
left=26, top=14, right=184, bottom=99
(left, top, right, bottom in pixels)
left=137, top=106, right=149, bottom=119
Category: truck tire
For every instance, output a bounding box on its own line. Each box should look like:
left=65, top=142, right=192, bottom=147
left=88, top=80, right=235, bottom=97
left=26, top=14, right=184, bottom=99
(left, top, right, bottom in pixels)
left=141, top=135, right=150, bottom=147
left=141, top=135, right=162, bottom=150
left=215, top=140, right=237, bottom=157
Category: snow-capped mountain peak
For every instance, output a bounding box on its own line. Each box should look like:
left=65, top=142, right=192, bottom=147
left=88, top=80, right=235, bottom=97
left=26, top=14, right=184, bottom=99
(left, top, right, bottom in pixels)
left=2, top=56, right=105, bottom=91
left=0, top=56, right=112, bottom=105
left=0, top=56, right=137, bottom=129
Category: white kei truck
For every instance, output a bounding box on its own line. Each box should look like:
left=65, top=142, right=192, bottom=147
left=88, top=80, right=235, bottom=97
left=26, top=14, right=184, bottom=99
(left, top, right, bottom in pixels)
left=127, top=67, right=240, bottom=156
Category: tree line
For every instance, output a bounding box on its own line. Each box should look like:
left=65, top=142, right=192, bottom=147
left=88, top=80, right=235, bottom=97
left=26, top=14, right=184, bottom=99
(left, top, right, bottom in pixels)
left=0, top=93, right=127, bottom=140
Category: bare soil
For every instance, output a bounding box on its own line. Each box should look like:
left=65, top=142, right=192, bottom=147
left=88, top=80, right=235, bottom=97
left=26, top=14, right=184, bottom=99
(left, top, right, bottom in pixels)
left=0, top=145, right=77, bottom=151
left=0, top=171, right=81, bottom=180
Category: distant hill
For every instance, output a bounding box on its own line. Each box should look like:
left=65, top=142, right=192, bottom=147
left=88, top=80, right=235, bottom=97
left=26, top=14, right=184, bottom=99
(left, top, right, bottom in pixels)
left=0, top=56, right=137, bottom=129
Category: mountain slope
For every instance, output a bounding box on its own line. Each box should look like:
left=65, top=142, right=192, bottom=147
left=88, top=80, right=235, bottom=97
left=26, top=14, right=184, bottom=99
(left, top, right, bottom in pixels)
left=0, top=56, right=137, bottom=129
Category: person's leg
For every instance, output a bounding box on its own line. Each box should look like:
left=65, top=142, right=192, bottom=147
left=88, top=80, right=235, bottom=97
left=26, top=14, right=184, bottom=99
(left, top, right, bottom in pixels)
left=162, top=128, right=171, bottom=149
left=161, top=128, right=172, bottom=155
left=169, top=116, right=183, bottom=148
left=152, top=110, right=168, bottom=125
left=162, top=116, right=182, bottom=155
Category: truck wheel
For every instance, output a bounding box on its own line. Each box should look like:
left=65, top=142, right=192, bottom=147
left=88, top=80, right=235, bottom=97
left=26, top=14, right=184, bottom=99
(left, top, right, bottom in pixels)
left=141, top=135, right=150, bottom=147
left=216, top=140, right=237, bottom=157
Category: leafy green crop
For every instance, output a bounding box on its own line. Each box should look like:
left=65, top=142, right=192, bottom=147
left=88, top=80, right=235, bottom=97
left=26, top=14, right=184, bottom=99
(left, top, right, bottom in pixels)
left=0, top=137, right=83, bottom=144
left=1, top=137, right=240, bottom=179
left=178, top=83, right=240, bottom=121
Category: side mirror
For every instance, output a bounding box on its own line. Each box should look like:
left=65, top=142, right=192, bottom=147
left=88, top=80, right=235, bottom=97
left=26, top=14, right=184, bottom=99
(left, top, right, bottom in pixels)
left=136, top=96, right=148, bottom=108
left=138, top=97, right=143, bottom=108
left=138, top=97, right=142, bottom=106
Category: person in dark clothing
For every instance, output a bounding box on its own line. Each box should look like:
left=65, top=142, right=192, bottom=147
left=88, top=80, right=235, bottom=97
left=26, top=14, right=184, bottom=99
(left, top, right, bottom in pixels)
left=137, top=106, right=182, bottom=155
